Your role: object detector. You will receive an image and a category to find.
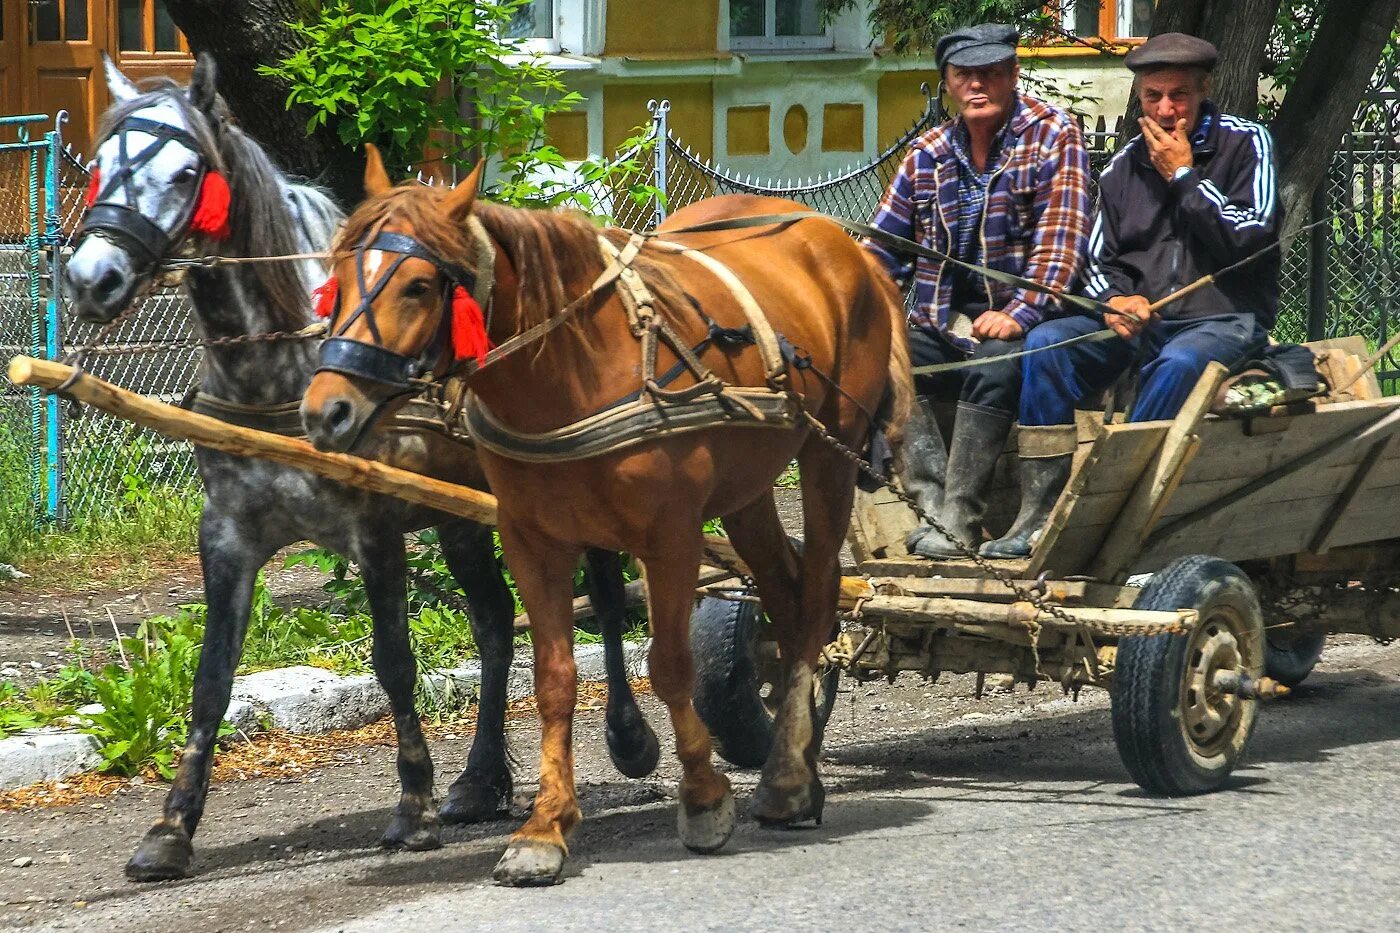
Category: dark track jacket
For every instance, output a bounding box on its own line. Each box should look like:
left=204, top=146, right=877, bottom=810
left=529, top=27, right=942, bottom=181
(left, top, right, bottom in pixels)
left=1082, top=102, right=1282, bottom=328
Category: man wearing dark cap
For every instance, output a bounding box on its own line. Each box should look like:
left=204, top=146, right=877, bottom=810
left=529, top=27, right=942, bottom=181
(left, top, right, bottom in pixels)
left=981, top=32, right=1281, bottom=558
left=866, top=23, right=1090, bottom=559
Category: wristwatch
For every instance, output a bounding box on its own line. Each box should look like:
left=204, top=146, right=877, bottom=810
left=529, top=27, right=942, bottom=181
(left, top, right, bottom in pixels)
left=1172, top=165, right=1193, bottom=182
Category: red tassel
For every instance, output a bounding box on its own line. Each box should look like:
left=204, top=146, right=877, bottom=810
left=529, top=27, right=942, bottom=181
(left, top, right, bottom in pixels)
left=450, top=286, right=491, bottom=363
left=190, top=170, right=231, bottom=240
left=312, top=276, right=339, bottom=319
left=85, top=167, right=102, bottom=208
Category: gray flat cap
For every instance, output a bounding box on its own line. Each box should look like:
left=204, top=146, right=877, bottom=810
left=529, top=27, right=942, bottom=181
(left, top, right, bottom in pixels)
left=936, top=23, right=1018, bottom=70
left=1124, top=32, right=1219, bottom=72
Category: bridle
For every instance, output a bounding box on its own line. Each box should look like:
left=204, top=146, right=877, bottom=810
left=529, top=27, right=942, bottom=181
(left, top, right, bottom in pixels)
left=76, top=115, right=226, bottom=272
left=316, top=229, right=483, bottom=392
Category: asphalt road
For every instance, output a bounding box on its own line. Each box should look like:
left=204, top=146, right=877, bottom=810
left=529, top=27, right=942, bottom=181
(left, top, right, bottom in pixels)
left=3, top=639, right=1399, bottom=932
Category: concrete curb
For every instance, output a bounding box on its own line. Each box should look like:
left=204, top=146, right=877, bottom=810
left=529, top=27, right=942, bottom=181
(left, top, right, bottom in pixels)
left=1, top=640, right=650, bottom=792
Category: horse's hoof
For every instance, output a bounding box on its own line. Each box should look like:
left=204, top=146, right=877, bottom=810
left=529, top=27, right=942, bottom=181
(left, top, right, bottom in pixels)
left=750, top=778, right=825, bottom=828
left=678, top=787, right=736, bottom=854
left=381, top=812, right=442, bottom=852
left=607, top=717, right=661, bottom=779
left=125, top=825, right=194, bottom=882
left=493, top=839, right=566, bottom=887
left=439, top=778, right=510, bottom=825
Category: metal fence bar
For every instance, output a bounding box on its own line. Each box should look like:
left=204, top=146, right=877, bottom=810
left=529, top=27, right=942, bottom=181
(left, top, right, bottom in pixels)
left=43, top=115, right=65, bottom=523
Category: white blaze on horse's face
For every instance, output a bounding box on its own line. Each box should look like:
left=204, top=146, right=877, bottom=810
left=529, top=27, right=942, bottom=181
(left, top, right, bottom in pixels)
left=64, top=100, right=203, bottom=322
left=363, top=249, right=388, bottom=287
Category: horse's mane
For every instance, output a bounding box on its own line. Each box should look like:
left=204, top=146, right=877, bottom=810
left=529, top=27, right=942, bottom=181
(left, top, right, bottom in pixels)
left=335, top=185, right=694, bottom=337
left=96, top=79, right=344, bottom=330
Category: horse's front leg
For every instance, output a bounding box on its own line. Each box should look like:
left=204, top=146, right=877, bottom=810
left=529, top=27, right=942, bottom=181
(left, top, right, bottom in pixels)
left=641, top=542, right=737, bottom=854
left=126, top=511, right=272, bottom=881
left=492, top=528, right=582, bottom=887
left=357, top=531, right=440, bottom=851
left=435, top=520, right=515, bottom=823
left=582, top=548, right=660, bottom=779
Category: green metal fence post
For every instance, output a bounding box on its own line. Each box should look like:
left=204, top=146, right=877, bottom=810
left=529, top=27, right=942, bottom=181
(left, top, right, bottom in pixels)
left=43, top=113, right=66, bottom=524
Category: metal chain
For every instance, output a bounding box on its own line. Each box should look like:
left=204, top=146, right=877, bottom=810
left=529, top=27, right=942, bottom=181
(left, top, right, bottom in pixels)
left=63, top=322, right=326, bottom=360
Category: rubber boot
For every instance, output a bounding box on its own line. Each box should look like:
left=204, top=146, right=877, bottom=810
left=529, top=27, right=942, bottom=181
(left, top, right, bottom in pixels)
left=979, top=424, right=1077, bottom=559
left=899, top=397, right=949, bottom=553
left=911, top=404, right=1012, bottom=559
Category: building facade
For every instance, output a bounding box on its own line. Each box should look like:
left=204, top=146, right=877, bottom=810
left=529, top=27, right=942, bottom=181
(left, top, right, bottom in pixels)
left=3, top=1, right=1152, bottom=169
left=2, top=0, right=193, bottom=153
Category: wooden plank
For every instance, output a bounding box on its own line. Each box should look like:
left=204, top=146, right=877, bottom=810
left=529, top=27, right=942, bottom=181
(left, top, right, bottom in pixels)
left=1027, top=422, right=1169, bottom=578
left=1145, top=405, right=1400, bottom=550
left=1309, top=435, right=1395, bottom=554
left=858, top=555, right=1030, bottom=579
left=1088, top=362, right=1227, bottom=581
left=1133, top=478, right=1400, bottom=571
left=865, top=575, right=1138, bottom=607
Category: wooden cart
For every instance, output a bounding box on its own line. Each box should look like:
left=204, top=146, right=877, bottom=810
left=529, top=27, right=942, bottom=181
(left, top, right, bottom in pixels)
left=694, top=337, right=1400, bottom=795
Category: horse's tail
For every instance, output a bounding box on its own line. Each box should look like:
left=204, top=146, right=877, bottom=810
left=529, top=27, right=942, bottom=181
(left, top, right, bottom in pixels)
left=865, top=252, right=912, bottom=446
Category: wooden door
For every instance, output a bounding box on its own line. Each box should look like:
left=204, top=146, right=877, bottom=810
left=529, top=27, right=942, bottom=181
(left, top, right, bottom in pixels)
left=2, top=1, right=21, bottom=136
left=21, top=0, right=107, bottom=157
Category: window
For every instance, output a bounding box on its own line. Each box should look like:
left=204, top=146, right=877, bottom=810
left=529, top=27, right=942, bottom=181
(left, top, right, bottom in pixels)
left=730, top=0, right=832, bottom=51
left=31, top=0, right=88, bottom=42
left=506, top=0, right=554, bottom=40
left=118, top=0, right=186, bottom=53
left=1058, top=0, right=1154, bottom=41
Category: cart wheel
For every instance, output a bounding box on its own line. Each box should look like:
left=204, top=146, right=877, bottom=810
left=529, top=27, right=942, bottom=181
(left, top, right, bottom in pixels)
left=690, top=594, right=840, bottom=769
left=1264, top=629, right=1326, bottom=688
left=1111, top=555, right=1265, bottom=796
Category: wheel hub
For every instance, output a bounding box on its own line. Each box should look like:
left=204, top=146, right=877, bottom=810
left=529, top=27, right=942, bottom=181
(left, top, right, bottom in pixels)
left=1182, top=618, right=1246, bottom=752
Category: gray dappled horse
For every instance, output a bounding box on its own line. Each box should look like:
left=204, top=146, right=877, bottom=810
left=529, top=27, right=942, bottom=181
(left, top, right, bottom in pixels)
left=63, top=55, right=658, bottom=881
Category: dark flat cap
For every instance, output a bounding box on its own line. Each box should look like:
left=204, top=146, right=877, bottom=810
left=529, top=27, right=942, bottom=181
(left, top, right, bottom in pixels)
left=936, top=23, right=1018, bottom=70
left=1123, top=32, right=1218, bottom=72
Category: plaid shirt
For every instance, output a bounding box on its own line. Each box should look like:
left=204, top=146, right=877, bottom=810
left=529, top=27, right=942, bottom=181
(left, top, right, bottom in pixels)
left=866, top=93, right=1091, bottom=350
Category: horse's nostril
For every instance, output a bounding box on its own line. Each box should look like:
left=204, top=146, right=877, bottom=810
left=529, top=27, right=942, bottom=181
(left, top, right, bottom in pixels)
left=94, top=268, right=124, bottom=300
left=326, top=399, right=354, bottom=435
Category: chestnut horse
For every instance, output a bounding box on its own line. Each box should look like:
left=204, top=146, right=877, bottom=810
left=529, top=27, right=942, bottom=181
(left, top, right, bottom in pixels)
left=302, top=150, right=911, bottom=885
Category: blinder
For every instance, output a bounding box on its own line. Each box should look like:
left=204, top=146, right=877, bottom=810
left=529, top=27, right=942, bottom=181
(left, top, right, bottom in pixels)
left=315, top=229, right=480, bottom=391
left=76, top=116, right=212, bottom=271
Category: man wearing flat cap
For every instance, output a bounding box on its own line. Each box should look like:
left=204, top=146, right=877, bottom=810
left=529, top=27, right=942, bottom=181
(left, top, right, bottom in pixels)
left=983, top=32, right=1282, bottom=558
left=866, top=23, right=1091, bottom=559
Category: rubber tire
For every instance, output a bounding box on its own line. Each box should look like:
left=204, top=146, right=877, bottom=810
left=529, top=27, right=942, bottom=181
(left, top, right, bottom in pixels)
left=1111, top=555, right=1264, bottom=796
left=1264, top=630, right=1326, bottom=688
left=690, top=594, right=840, bottom=769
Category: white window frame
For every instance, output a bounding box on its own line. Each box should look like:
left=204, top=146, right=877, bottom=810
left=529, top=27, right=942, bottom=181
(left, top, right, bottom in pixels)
left=505, top=0, right=561, bottom=54
left=1116, top=0, right=1151, bottom=39
left=728, top=0, right=834, bottom=52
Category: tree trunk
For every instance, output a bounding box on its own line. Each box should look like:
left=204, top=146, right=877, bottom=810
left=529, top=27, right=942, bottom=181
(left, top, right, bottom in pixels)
left=1271, top=0, right=1400, bottom=241
left=163, top=0, right=366, bottom=208
left=1201, top=0, right=1284, bottom=118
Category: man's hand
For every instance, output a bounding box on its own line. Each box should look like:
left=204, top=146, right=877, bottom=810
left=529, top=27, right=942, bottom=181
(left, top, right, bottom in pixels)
left=972, top=310, right=1024, bottom=341
left=1139, top=116, right=1194, bottom=183
left=1105, top=295, right=1152, bottom=340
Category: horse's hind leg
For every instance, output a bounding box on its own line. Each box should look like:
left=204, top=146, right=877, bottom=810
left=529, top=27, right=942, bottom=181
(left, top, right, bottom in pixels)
left=126, top=512, right=272, bottom=881
left=582, top=548, right=660, bottom=779
left=637, top=541, right=736, bottom=855
left=435, top=521, right=516, bottom=823
left=358, top=531, right=440, bottom=851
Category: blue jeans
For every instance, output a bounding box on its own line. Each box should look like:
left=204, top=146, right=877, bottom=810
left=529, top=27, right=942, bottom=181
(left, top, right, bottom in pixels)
left=1019, top=313, right=1269, bottom=426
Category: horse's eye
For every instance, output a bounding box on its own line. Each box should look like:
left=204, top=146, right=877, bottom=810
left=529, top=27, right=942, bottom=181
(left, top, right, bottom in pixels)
left=175, top=167, right=199, bottom=184
left=403, top=279, right=431, bottom=299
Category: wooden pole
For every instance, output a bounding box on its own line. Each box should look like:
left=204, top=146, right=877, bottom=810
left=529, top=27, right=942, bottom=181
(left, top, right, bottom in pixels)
left=7, top=356, right=747, bottom=570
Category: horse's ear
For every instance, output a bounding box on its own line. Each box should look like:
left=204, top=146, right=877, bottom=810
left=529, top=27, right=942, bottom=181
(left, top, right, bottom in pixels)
left=189, top=54, right=218, bottom=116
left=444, top=161, right=484, bottom=221
left=363, top=144, right=393, bottom=196
left=102, top=52, right=140, bottom=104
